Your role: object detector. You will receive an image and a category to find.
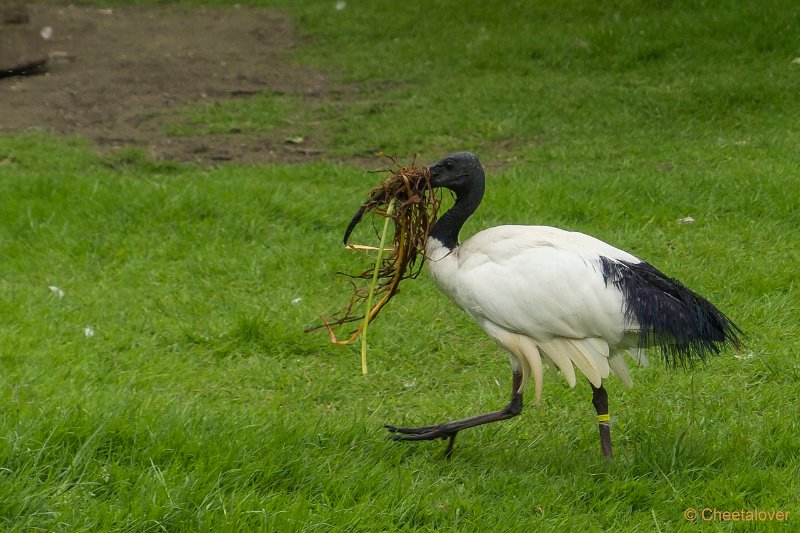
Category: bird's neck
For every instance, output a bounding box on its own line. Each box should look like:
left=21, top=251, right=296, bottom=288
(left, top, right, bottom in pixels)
left=429, top=180, right=485, bottom=250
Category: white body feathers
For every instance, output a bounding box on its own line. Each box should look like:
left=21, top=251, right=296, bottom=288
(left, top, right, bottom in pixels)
left=426, top=225, right=649, bottom=403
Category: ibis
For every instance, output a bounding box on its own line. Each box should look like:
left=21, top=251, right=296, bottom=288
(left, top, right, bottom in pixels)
left=367, top=152, right=742, bottom=459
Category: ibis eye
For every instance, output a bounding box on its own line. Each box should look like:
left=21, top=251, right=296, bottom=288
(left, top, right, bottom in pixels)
left=444, top=159, right=454, bottom=170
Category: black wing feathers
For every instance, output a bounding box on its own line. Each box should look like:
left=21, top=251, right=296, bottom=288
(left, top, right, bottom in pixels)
left=600, top=257, right=742, bottom=367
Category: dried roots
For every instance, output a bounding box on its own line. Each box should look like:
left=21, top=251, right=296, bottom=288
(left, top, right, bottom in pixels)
left=309, top=155, right=441, bottom=344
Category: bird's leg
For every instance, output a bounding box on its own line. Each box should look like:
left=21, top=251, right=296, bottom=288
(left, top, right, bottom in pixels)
left=591, top=383, right=613, bottom=459
left=386, top=371, right=523, bottom=459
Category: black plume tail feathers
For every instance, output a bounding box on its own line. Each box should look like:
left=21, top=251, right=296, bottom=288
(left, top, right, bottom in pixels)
left=600, top=257, right=743, bottom=367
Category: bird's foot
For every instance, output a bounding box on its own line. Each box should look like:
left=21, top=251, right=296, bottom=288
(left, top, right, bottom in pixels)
left=384, top=380, right=523, bottom=459
left=385, top=423, right=456, bottom=439
left=385, top=423, right=458, bottom=458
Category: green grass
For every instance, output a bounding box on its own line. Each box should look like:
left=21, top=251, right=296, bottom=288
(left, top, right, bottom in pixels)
left=163, top=92, right=302, bottom=137
left=3, top=1, right=800, bottom=531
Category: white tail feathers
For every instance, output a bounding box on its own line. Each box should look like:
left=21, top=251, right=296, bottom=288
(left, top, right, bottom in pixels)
left=539, top=342, right=577, bottom=387
left=609, top=354, right=633, bottom=388
left=538, top=338, right=645, bottom=390
left=538, top=337, right=610, bottom=388
left=517, top=337, right=543, bottom=403
left=495, top=332, right=544, bottom=404
left=524, top=336, right=643, bottom=391
left=484, top=322, right=644, bottom=399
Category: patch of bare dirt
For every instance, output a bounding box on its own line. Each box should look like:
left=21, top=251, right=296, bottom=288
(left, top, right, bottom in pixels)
left=0, top=3, right=331, bottom=165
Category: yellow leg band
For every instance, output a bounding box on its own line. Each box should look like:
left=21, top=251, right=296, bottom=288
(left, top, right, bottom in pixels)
left=597, top=414, right=611, bottom=423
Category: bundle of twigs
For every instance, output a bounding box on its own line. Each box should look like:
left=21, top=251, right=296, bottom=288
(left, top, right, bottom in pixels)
left=309, top=156, right=442, bottom=371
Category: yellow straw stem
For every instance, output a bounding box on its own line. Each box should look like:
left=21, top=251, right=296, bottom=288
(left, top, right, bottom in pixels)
left=360, top=197, right=396, bottom=375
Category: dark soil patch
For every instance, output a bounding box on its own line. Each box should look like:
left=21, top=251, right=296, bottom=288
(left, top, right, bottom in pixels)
left=0, top=3, right=332, bottom=165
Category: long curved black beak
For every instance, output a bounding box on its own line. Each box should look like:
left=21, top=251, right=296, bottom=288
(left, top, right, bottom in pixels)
left=343, top=188, right=387, bottom=245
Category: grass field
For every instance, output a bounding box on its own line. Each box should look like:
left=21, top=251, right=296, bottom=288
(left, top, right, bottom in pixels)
left=2, top=1, right=799, bottom=531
